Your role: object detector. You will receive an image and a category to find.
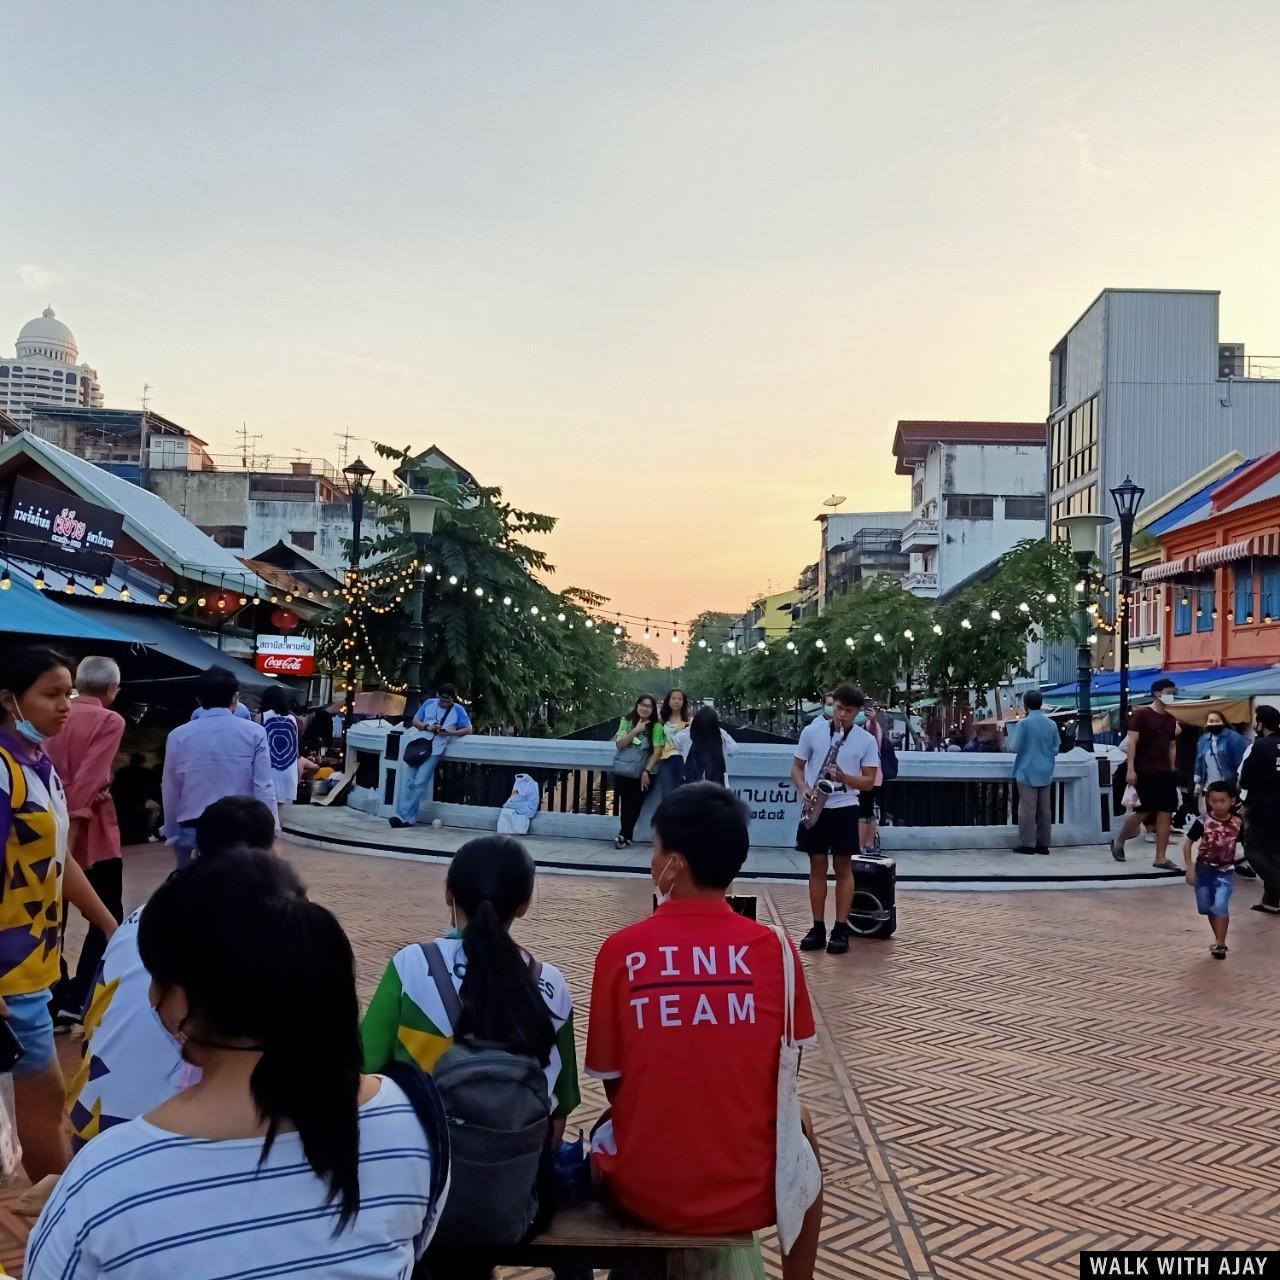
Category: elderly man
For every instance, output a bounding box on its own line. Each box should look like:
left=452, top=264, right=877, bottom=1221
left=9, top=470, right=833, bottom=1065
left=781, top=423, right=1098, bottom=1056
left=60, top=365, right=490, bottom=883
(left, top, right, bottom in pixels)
left=45, top=655, right=127, bottom=1026
left=161, top=667, right=277, bottom=867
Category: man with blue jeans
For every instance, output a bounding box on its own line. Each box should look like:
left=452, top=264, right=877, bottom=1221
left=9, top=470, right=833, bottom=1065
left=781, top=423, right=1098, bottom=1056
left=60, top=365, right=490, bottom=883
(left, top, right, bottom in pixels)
left=161, top=668, right=278, bottom=867
left=390, top=683, right=472, bottom=828
left=1008, top=689, right=1060, bottom=855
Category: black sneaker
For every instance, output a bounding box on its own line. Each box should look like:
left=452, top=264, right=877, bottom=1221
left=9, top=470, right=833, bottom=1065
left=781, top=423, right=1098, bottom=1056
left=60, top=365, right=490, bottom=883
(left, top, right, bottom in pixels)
left=1012, top=845, right=1037, bottom=855
left=1035, top=845, right=1051, bottom=856
left=1235, top=859, right=1257, bottom=880
left=826, top=923, right=851, bottom=955
left=388, top=817, right=411, bottom=829
left=799, top=923, right=827, bottom=952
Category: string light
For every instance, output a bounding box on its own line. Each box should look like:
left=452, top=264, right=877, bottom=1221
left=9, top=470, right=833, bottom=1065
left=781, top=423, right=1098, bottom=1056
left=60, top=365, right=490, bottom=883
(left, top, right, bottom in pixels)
left=92, top=577, right=105, bottom=596
left=158, top=590, right=169, bottom=604
left=120, top=585, right=131, bottom=602
left=65, top=577, right=77, bottom=595
left=34, top=570, right=45, bottom=590
left=0, top=568, right=9, bottom=591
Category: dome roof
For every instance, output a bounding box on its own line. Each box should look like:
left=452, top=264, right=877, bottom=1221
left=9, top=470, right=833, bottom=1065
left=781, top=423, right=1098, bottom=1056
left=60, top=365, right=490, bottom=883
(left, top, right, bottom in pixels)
left=16, top=307, right=78, bottom=361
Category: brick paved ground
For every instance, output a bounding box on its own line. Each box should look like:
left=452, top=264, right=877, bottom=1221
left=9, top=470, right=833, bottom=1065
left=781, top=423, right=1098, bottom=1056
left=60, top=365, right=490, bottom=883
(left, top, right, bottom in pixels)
left=23, top=842, right=1280, bottom=1278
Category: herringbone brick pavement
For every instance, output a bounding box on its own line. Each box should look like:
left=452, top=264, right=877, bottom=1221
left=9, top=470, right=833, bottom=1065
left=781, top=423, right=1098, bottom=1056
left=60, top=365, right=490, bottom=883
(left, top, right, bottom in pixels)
left=24, top=842, right=1280, bottom=1278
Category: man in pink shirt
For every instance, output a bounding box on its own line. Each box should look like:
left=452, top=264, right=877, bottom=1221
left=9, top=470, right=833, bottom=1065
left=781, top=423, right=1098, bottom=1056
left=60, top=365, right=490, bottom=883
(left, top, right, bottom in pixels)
left=44, top=655, right=126, bottom=1026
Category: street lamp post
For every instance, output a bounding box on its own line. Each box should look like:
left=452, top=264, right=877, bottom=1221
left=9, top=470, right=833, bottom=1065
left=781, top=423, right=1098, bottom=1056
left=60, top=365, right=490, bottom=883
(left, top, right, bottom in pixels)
left=341, top=457, right=375, bottom=740
left=401, top=487, right=448, bottom=718
left=1109, top=476, right=1145, bottom=738
left=1054, top=512, right=1113, bottom=753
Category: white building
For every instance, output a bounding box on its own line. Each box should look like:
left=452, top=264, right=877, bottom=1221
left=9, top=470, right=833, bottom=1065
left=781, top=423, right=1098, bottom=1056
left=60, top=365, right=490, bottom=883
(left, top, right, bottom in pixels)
left=0, top=308, right=104, bottom=426
left=891, top=420, right=1047, bottom=599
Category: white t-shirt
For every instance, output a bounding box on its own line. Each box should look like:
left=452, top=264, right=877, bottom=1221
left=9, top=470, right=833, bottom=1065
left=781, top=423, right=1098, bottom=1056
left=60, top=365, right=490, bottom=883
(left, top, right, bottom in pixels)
left=66, top=908, right=195, bottom=1149
left=28, top=1077, right=435, bottom=1280
left=793, top=718, right=880, bottom=809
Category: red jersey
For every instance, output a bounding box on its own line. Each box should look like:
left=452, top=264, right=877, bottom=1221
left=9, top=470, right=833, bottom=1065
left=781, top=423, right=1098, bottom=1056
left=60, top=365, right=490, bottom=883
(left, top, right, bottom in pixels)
left=585, top=898, right=817, bottom=1235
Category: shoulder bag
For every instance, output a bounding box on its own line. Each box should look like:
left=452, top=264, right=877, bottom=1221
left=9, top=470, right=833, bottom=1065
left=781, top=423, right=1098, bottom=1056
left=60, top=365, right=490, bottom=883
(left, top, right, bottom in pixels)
left=769, top=925, right=822, bottom=1255
left=610, top=723, right=650, bottom=779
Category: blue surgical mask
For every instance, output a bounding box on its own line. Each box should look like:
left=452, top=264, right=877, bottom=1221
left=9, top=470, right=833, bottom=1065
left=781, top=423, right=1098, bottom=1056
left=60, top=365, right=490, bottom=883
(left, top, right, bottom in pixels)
left=822, top=705, right=834, bottom=719
left=854, top=712, right=868, bottom=726
left=11, top=699, right=45, bottom=746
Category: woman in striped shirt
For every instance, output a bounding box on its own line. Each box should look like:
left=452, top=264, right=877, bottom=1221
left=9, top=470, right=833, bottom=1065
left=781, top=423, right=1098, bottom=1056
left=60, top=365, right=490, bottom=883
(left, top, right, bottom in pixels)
left=27, top=850, right=444, bottom=1279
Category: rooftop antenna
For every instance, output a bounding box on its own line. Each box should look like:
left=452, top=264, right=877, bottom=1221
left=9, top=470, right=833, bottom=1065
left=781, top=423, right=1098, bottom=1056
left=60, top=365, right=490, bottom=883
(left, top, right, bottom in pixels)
left=236, top=421, right=262, bottom=470
left=335, top=426, right=365, bottom=470
left=140, top=383, right=155, bottom=413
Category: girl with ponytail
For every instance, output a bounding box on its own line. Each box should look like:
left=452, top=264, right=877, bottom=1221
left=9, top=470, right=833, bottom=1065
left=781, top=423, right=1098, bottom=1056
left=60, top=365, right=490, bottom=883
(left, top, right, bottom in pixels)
left=361, top=835, right=581, bottom=1135
left=27, top=850, right=441, bottom=1279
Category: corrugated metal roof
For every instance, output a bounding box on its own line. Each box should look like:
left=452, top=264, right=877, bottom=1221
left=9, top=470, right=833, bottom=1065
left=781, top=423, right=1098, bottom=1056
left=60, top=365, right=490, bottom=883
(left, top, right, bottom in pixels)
left=0, top=433, right=266, bottom=592
left=1215, top=467, right=1280, bottom=515
left=1147, top=459, right=1255, bottom=535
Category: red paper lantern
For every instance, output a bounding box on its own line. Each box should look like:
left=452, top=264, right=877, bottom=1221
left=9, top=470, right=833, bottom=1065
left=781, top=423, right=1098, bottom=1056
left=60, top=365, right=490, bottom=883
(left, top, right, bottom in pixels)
left=271, top=607, right=300, bottom=631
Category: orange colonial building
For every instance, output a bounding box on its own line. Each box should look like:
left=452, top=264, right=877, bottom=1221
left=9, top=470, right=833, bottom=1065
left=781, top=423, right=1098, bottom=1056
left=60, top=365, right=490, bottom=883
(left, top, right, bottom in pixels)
left=1148, top=450, right=1280, bottom=671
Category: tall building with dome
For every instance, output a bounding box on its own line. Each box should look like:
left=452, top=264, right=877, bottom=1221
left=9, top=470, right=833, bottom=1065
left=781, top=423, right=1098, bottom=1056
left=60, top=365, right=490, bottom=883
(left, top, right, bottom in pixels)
left=0, top=307, right=104, bottom=426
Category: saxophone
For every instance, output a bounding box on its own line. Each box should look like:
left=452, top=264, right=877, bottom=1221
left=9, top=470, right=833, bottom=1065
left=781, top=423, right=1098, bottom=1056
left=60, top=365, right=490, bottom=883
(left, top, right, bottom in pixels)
left=801, top=727, right=848, bottom=829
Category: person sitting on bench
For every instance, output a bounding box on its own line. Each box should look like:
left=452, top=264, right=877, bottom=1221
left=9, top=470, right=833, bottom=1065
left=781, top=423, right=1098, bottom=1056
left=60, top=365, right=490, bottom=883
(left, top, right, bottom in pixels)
left=585, top=782, right=824, bottom=1280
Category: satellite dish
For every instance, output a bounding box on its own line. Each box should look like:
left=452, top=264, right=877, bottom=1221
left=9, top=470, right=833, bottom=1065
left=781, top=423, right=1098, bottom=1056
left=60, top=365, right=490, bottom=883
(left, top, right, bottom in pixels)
left=822, top=494, right=847, bottom=510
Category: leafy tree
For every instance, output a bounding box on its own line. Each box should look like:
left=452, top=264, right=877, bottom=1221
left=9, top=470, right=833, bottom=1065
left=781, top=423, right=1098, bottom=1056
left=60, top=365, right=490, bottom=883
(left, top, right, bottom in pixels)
left=317, top=446, right=634, bottom=732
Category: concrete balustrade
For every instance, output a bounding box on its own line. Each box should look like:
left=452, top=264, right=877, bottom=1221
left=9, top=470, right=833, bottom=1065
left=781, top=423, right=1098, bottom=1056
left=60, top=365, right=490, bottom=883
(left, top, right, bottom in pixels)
left=344, top=721, right=1106, bottom=850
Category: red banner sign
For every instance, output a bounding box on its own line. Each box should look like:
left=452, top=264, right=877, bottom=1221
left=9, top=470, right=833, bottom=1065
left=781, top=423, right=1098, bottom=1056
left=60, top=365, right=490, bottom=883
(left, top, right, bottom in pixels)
left=255, top=651, right=315, bottom=675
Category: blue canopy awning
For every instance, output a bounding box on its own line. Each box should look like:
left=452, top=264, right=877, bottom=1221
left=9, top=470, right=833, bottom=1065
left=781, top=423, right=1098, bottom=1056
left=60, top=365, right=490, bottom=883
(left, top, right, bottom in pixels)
left=0, top=576, right=135, bottom=643
left=1043, top=664, right=1272, bottom=700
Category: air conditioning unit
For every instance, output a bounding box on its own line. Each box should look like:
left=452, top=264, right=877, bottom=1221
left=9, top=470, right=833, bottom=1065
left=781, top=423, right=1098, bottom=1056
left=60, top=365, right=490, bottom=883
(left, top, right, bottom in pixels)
left=1218, top=343, right=1245, bottom=379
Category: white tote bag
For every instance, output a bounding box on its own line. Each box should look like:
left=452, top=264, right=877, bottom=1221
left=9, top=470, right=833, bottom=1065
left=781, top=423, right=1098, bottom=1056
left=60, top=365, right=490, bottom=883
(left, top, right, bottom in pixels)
left=770, top=925, right=822, bottom=1255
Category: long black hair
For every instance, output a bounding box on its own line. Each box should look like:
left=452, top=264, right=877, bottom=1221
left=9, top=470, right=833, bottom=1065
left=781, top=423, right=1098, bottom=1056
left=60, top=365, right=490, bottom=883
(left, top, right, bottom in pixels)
left=447, top=836, right=555, bottom=1066
left=685, top=706, right=726, bottom=784
left=660, top=689, right=690, bottom=725
left=260, top=685, right=296, bottom=717
left=625, top=693, right=659, bottom=747
left=137, top=850, right=364, bottom=1230
left=0, top=646, right=71, bottom=726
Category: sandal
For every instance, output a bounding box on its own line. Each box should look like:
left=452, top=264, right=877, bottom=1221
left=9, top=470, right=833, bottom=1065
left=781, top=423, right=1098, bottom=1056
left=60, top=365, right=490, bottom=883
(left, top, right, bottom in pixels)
left=1210, top=944, right=1227, bottom=959
left=1151, top=860, right=1181, bottom=871
left=614, top=835, right=627, bottom=849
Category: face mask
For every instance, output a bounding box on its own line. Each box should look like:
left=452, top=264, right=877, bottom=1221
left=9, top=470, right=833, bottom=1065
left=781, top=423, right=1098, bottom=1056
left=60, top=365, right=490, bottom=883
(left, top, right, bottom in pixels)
left=1208, top=724, right=1223, bottom=735
left=822, top=706, right=834, bottom=719
left=854, top=712, right=868, bottom=726
left=654, top=856, right=678, bottom=907
left=8, top=698, right=45, bottom=746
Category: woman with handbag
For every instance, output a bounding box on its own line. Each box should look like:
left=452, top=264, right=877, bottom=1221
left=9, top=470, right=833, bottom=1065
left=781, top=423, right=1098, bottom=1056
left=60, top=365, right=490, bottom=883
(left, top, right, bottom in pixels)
left=612, top=695, right=661, bottom=849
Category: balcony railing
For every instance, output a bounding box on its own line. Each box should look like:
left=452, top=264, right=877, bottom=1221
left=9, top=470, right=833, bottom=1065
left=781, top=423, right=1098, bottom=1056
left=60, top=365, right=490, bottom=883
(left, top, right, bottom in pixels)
left=901, top=516, right=939, bottom=548
left=903, top=570, right=938, bottom=592
left=1220, top=355, right=1280, bottom=380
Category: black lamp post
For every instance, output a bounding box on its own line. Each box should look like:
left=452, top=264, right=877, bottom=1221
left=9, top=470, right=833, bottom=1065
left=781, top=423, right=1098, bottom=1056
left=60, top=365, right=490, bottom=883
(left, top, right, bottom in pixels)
left=1109, top=476, right=1145, bottom=737
left=1055, top=513, right=1113, bottom=753
left=341, top=457, right=375, bottom=739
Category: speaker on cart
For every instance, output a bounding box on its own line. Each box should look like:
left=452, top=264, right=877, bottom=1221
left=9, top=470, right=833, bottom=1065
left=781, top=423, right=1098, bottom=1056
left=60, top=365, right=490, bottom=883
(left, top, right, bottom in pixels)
left=848, top=853, right=897, bottom=939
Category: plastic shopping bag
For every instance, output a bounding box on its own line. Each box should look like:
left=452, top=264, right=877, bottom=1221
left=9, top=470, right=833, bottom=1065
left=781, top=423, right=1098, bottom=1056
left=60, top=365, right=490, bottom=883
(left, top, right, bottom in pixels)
left=0, top=1074, right=22, bottom=1185
left=1122, top=784, right=1140, bottom=809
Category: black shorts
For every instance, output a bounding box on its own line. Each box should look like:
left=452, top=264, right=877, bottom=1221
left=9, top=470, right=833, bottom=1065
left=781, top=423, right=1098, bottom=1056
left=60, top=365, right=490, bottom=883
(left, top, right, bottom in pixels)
left=1135, top=771, right=1179, bottom=816
left=858, top=787, right=880, bottom=821
left=796, top=804, right=860, bottom=858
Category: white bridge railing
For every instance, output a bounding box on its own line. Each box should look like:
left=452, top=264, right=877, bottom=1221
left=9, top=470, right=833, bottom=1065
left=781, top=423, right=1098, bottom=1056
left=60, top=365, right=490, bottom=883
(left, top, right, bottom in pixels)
left=345, top=723, right=1106, bottom=850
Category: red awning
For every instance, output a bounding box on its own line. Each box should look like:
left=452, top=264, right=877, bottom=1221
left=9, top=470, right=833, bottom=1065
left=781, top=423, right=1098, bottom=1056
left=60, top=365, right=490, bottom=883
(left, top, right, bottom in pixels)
left=1195, top=531, right=1280, bottom=571
left=1140, top=556, right=1195, bottom=583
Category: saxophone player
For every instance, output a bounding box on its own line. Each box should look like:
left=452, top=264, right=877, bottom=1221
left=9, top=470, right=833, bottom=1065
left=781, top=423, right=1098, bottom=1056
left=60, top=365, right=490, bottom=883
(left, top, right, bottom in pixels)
left=791, top=683, right=880, bottom=954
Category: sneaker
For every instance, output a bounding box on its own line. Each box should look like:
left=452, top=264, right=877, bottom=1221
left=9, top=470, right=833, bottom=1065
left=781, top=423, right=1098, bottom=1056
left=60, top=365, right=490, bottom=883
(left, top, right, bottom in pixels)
left=1012, top=845, right=1037, bottom=855
left=799, top=923, right=827, bottom=952
left=1235, top=859, right=1258, bottom=880
left=52, top=1007, right=81, bottom=1033
left=1035, top=845, right=1051, bottom=856
left=826, top=923, right=851, bottom=955
left=388, top=817, right=411, bottom=829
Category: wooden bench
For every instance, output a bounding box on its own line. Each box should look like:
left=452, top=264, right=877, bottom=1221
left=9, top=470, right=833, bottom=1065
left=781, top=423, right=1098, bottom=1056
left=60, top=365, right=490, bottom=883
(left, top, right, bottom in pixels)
left=420, top=1200, right=757, bottom=1279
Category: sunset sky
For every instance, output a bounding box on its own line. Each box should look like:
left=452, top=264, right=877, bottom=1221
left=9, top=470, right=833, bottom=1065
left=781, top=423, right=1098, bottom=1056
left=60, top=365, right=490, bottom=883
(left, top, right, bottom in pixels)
left=6, top=1, right=1280, bottom=637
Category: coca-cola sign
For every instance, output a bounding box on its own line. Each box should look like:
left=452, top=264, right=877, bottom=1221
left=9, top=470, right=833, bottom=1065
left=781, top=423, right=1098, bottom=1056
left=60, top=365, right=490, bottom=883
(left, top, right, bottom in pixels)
left=255, top=634, right=315, bottom=676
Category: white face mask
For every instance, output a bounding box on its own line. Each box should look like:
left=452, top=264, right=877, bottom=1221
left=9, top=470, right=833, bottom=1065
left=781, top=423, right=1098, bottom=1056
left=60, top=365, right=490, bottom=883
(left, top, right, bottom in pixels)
left=654, top=856, right=678, bottom=906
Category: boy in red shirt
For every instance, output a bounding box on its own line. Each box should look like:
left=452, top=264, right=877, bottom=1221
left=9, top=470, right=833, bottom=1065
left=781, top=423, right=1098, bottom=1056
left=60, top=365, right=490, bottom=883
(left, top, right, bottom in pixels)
left=586, top=783, right=823, bottom=1280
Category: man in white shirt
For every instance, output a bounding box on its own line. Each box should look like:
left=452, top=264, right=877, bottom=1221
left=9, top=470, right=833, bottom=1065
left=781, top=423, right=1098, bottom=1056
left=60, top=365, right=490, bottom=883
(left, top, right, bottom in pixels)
left=792, top=682, right=880, bottom=955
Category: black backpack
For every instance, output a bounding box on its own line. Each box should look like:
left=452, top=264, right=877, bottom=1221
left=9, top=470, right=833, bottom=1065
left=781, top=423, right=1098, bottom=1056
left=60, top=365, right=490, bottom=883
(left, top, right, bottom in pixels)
left=419, top=942, right=554, bottom=1247
left=879, top=732, right=899, bottom=782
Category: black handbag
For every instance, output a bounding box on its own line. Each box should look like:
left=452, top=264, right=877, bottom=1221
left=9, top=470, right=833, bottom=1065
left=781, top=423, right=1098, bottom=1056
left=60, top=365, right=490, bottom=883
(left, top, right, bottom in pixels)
left=403, top=735, right=433, bottom=767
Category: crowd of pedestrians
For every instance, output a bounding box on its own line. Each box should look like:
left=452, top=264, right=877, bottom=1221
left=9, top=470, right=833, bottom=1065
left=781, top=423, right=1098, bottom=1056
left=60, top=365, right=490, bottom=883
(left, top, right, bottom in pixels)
left=0, top=645, right=824, bottom=1279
